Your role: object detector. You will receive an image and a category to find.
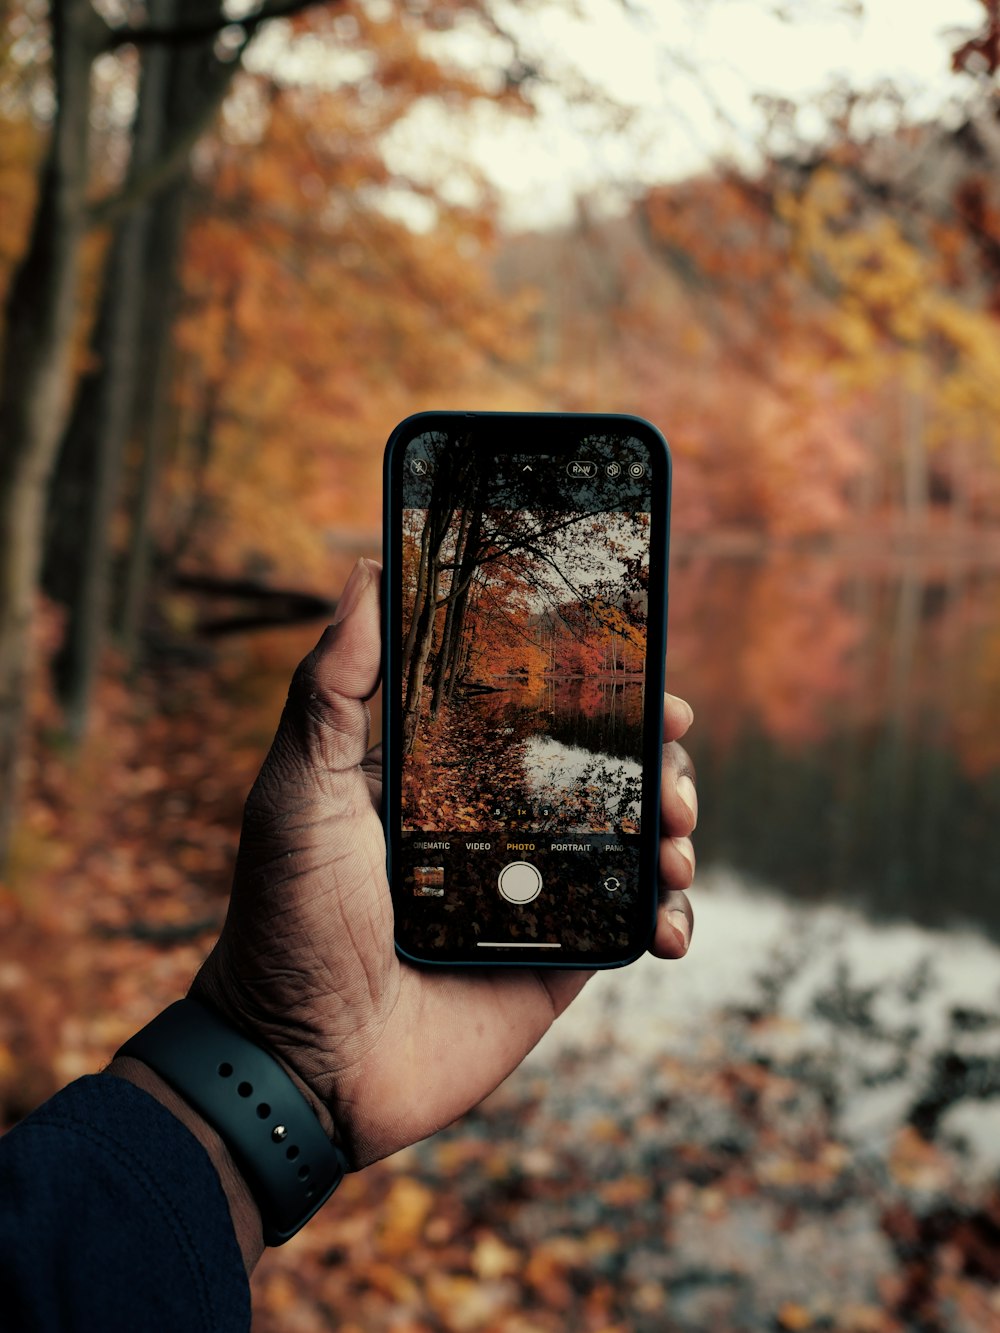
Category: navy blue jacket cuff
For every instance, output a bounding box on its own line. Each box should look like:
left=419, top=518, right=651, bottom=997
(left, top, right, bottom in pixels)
left=0, top=1072, right=251, bottom=1332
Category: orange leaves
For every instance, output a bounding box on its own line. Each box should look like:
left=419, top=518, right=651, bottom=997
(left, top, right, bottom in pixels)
left=169, top=62, right=536, bottom=579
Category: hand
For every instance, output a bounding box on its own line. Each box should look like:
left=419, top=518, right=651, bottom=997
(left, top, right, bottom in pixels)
left=190, top=558, right=697, bottom=1174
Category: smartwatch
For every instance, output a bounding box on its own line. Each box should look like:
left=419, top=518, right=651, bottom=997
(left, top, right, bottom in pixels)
left=117, top=998, right=348, bottom=1245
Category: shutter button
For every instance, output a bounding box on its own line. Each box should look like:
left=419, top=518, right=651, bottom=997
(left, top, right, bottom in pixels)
left=497, top=861, right=542, bottom=904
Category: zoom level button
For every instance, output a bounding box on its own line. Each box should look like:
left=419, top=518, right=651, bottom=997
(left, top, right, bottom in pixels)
left=498, top=861, right=542, bottom=905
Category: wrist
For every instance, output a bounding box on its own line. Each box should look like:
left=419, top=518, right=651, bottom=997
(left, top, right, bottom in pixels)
left=115, top=999, right=348, bottom=1246
left=186, top=975, right=340, bottom=1147
left=104, top=1055, right=265, bottom=1274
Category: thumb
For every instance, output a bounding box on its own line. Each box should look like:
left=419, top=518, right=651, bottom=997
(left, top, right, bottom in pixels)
left=263, top=559, right=382, bottom=788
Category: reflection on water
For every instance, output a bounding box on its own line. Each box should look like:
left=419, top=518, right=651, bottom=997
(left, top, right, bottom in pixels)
left=521, top=734, right=642, bottom=829
left=472, top=676, right=645, bottom=763
left=668, top=556, right=1000, bottom=940
left=464, top=677, right=646, bottom=831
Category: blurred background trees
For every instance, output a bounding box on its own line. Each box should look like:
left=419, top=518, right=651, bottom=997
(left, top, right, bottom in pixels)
left=5, top=3, right=1000, bottom=1324
left=0, top=0, right=536, bottom=859
left=4, top=1, right=1000, bottom=864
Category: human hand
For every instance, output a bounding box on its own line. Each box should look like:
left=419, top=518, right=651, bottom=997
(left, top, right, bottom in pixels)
left=190, top=558, right=697, bottom=1174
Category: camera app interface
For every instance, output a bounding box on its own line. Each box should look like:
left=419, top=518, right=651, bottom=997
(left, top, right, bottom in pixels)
left=394, top=424, right=657, bottom=961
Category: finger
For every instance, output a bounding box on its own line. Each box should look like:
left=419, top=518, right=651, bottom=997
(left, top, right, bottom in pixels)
left=649, top=888, right=693, bottom=959
left=661, top=740, right=697, bottom=836
left=265, top=559, right=383, bottom=783
left=660, top=833, right=695, bottom=889
left=316, top=557, right=383, bottom=705
left=663, top=693, right=694, bottom=743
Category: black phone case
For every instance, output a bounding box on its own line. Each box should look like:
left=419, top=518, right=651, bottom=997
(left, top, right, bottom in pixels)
left=382, top=411, right=671, bottom=969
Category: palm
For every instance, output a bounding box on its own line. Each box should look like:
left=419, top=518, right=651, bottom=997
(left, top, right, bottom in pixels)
left=349, top=746, right=590, bottom=1163
left=195, top=741, right=587, bottom=1170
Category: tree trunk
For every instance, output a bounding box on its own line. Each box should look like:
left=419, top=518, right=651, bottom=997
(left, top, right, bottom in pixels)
left=401, top=567, right=440, bottom=756
left=443, top=584, right=472, bottom=704
left=443, top=511, right=484, bottom=704
left=430, top=506, right=472, bottom=716
left=0, top=0, right=103, bottom=864
left=402, top=516, right=432, bottom=677
left=45, top=0, right=193, bottom=736
left=900, top=363, right=927, bottom=528
left=118, top=181, right=188, bottom=667
left=401, top=493, right=457, bottom=753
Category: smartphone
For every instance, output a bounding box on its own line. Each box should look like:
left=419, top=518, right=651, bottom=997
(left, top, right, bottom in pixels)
left=382, top=411, right=670, bottom=968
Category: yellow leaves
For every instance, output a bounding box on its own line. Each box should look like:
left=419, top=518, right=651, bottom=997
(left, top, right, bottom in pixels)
left=377, top=1176, right=435, bottom=1258
left=777, top=1301, right=814, bottom=1330
left=588, top=1113, right=628, bottom=1145
left=362, top=1261, right=423, bottom=1305
left=523, top=1234, right=589, bottom=1306
left=587, top=598, right=645, bottom=651
left=888, top=1126, right=956, bottom=1193
left=423, top=1272, right=508, bottom=1332
left=777, top=1300, right=889, bottom=1332
left=754, top=1140, right=850, bottom=1191
left=831, top=304, right=877, bottom=361
left=598, top=1173, right=651, bottom=1207
left=0, top=112, right=42, bottom=279
left=470, top=1232, right=521, bottom=1280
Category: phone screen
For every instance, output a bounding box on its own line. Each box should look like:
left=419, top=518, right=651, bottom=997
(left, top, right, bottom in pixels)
left=384, top=413, right=669, bottom=967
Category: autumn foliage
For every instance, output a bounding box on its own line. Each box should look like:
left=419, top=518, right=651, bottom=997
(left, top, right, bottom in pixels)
left=3, top=1, right=1000, bottom=1328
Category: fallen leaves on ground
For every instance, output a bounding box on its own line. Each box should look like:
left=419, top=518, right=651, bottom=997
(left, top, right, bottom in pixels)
left=2, top=618, right=998, bottom=1332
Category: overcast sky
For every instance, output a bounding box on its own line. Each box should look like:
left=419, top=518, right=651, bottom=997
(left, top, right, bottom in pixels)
left=379, top=0, right=985, bottom=227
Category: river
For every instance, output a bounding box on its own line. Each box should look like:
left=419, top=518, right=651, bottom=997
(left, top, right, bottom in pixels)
left=508, top=554, right=1000, bottom=1324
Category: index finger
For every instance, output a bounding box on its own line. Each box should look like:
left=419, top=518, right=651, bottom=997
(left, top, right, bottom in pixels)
left=664, top=692, right=694, bottom=743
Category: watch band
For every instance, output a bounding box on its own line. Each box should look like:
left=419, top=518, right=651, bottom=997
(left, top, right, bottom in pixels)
left=117, top=998, right=347, bottom=1245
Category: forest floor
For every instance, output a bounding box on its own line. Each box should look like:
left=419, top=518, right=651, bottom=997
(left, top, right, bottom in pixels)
left=403, top=702, right=531, bottom=833
left=2, top=618, right=999, bottom=1331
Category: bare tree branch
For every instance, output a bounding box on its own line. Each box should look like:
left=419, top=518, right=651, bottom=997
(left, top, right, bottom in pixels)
left=87, top=70, right=234, bottom=228
left=104, top=0, right=333, bottom=51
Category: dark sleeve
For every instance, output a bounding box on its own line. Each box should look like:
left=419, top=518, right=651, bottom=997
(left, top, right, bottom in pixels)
left=0, top=1073, right=251, bottom=1333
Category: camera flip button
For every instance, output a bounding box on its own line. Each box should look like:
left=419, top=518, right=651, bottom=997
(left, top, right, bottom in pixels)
left=498, top=861, right=542, bottom=905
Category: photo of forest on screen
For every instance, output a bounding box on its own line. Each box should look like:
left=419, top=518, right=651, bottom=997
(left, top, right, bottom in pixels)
left=399, top=437, right=652, bottom=837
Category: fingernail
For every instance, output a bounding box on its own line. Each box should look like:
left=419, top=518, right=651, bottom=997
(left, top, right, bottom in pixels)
left=672, top=835, right=695, bottom=878
left=668, top=908, right=691, bottom=952
left=677, top=775, right=698, bottom=828
left=667, top=693, right=694, bottom=728
left=332, top=559, right=371, bottom=626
